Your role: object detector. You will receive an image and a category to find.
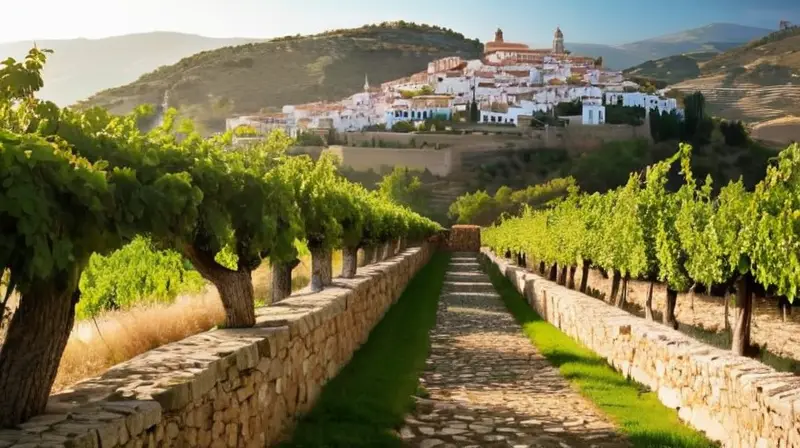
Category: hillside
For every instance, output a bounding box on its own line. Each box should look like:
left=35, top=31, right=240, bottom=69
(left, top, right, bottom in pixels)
left=672, top=26, right=800, bottom=123
left=0, top=33, right=260, bottom=106
left=623, top=52, right=718, bottom=85
left=564, top=23, right=770, bottom=70
left=79, top=23, right=483, bottom=132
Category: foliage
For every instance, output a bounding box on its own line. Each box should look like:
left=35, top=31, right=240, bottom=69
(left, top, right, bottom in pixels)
left=604, top=105, right=646, bottom=126
left=0, top=47, right=441, bottom=427
left=391, top=120, right=415, bottom=133
left=399, top=85, right=434, bottom=98
left=554, top=100, right=582, bottom=117
left=683, top=92, right=714, bottom=145
left=448, top=178, right=575, bottom=226
left=295, top=131, right=326, bottom=147
left=719, top=120, right=749, bottom=147
left=377, top=167, right=430, bottom=216
left=77, top=237, right=204, bottom=319
left=233, top=125, right=259, bottom=137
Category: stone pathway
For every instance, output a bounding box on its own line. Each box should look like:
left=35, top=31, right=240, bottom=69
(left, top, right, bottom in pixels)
left=400, top=253, right=629, bottom=448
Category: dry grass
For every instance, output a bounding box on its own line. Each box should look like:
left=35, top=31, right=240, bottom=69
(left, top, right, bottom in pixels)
left=752, top=116, right=800, bottom=146
left=52, top=251, right=346, bottom=392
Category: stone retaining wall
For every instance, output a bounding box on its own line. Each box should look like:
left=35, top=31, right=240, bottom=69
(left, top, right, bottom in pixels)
left=575, top=266, right=800, bottom=362
left=2, top=245, right=432, bottom=448
left=481, top=249, right=800, bottom=448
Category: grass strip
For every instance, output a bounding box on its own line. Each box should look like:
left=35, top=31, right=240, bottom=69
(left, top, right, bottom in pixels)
left=281, top=251, right=451, bottom=448
left=482, top=259, right=718, bottom=448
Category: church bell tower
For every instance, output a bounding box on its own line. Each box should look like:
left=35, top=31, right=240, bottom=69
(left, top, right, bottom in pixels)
left=553, top=27, right=565, bottom=54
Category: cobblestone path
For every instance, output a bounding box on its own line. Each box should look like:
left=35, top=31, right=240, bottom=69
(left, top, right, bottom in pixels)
left=401, top=253, right=629, bottom=448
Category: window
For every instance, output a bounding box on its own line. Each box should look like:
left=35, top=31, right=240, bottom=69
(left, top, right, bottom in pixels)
left=509, top=118, right=514, bottom=124
left=483, top=115, right=489, bottom=123
left=491, top=116, right=496, bottom=123
left=599, top=111, right=603, bottom=122
left=588, top=110, right=594, bottom=122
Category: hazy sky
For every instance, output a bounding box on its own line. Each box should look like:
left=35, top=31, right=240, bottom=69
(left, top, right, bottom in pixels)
left=3, top=0, right=799, bottom=45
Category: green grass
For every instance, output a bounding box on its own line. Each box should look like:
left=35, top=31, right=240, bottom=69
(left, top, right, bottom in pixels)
left=482, top=260, right=718, bottom=448
left=280, top=252, right=451, bottom=448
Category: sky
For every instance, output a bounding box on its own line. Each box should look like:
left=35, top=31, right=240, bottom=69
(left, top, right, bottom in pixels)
left=2, top=0, right=799, bottom=45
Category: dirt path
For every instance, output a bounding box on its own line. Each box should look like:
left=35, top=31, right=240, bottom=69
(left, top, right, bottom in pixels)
left=400, top=253, right=629, bottom=448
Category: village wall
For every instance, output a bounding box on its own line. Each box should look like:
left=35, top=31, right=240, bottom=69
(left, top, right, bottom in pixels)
left=2, top=246, right=432, bottom=448
left=481, top=248, right=800, bottom=448
left=324, top=145, right=456, bottom=177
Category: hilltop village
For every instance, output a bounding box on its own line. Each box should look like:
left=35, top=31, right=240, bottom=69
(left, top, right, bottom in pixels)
left=226, top=27, right=680, bottom=136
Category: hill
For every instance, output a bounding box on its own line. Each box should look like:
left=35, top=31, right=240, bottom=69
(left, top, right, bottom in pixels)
left=672, top=26, right=800, bottom=123
left=564, top=23, right=771, bottom=71
left=623, top=52, right=718, bottom=85
left=0, top=33, right=260, bottom=106
left=78, top=23, right=483, bottom=132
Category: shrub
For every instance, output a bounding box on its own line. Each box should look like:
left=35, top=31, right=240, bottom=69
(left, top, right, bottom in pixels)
left=77, top=237, right=205, bottom=320
left=391, top=121, right=415, bottom=133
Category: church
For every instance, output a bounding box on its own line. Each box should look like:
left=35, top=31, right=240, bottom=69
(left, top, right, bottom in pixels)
left=483, top=27, right=596, bottom=67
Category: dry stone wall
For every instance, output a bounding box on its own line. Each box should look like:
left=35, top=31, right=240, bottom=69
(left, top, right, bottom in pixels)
left=0, top=245, right=431, bottom=448
left=481, top=249, right=800, bottom=448
left=575, top=266, right=800, bottom=362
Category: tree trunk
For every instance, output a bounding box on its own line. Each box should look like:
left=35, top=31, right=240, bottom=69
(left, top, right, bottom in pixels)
left=539, top=261, right=546, bottom=275
left=271, top=258, right=299, bottom=303
left=558, top=265, right=568, bottom=286
left=610, top=271, right=622, bottom=303
left=724, top=293, right=730, bottom=332
left=548, top=264, right=558, bottom=281
left=663, top=288, right=678, bottom=330
left=505, top=249, right=512, bottom=259
left=0, top=270, right=80, bottom=427
left=778, top=297, right=791, bottom=323
left=185, top=245, right=255, bottom=328
left=361, top=246, right=375, bottom=266
left=310, top=246, right=333, bottom=292
left=615, top=274, right=629, bottom=308
left=645, top=280, right=655, bottom=321
left=397, top=237, right=407, bottom=252
left=381, top=242, right=392, bottom=260
left=579, top=260, right=590, bottom=294
left=520, top=253, right=527, bottom=268
left=341, top=246, right=358, bottom=279
left=567, top=265, right=577, bottom=289
left=732, top=274, right=754, bottom=356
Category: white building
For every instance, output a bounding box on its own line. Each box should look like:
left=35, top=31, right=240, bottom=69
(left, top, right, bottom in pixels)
left=604, top=92, right=678, bottom=115
left=582, top=98, right=606, bottom=125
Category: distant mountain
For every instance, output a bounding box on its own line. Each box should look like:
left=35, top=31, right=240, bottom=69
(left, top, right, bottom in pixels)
left=672, top=26, right=800, bottom=123
left=561, top=23, right=773, bottom=70
left=0, top=32, right=262, bottom=106
left=619, top=23, right=772, bottom=60
left=79, top=23, right=483, bottom=132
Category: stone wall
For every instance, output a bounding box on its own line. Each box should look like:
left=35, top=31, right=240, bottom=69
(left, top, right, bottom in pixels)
left=2, top=245, right=432, bottom=448
left=480, top=249, right=800, bottom=448
left=441, top=226, right=481, bottom=252
left=574, top=267, right=800, bottom=363
left=324, top=145, right=455, bottom=177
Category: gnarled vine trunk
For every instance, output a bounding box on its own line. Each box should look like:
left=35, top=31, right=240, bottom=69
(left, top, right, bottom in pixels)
left=548, top=264, right=558, bottom=281
left=567, top=265, right=577, bottom=290
left=271, top=258, right=299, bottom=303
left=185, top=245, right=255, bottom=328
left=732, top=274, right=754, bottom=356
left=341, top=246, right=358, bottom=279
left=310, top=246, right=333, bottom=292
left=610, top=271, right=622, bottom=303
left=558, top=265, right=568, bottom=286
left=361, top=246, right=375, bottom=266
left=615, top=274, right=629, bottom=308
left=663, top=288, right=678, bottom=330
left=645, top=280, right=655, bottom=321
left=539, top=261, right=546, bottom=275
left=382, top=241, right=393, bottom=260
left=579, top=260, right=590, bottom=294
left=0, top=269, right=80, bottom=427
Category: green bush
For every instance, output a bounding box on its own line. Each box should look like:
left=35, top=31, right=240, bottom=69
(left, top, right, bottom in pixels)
left=77, top=237, right=205, bottom=320
left=391, top=121, right=415, bottom=133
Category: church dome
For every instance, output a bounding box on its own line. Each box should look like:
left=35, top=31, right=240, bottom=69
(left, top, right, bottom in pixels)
left=554, top=27, right=563, bottom=38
